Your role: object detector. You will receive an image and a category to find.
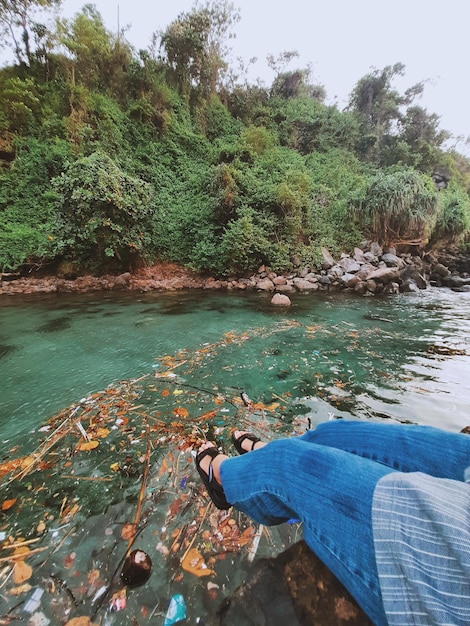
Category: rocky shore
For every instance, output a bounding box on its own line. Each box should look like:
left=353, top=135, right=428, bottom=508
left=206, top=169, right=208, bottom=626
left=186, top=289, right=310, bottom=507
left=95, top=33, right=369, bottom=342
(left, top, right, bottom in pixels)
left=1, top=242, right=470, bottom=299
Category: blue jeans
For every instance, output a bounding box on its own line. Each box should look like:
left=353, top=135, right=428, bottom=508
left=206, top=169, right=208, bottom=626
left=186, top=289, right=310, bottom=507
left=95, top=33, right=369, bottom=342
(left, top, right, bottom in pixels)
left=219, top=420, right=470, bottom=626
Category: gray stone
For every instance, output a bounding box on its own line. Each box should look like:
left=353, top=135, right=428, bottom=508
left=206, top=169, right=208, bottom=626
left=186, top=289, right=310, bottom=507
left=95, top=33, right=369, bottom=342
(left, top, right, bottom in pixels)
left=381, top=253, right=404, bottom=268
left=293, top=278, right=319, bottom=291
left=366, top=267, right=400, bottom=283
left=369, top=241, right=383, bottom=257
left=321, top=247, right=335, bottom=269
left=338, top=257, right=361, bottom=273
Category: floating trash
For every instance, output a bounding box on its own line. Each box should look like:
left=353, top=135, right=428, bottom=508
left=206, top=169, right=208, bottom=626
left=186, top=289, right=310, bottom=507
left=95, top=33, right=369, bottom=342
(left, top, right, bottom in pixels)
left=120, top=550, right=152, bottom=587
left=163, top=593, right=186, bottom=626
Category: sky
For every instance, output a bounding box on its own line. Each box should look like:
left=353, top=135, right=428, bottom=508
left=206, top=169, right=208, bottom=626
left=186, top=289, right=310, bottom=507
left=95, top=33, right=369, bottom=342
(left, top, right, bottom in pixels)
left=3, top=0, right=470, bottom=153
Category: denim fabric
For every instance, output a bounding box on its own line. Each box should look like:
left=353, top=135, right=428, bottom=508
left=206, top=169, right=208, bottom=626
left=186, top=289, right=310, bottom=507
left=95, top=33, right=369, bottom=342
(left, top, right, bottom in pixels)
left=219, top=420, right=470, bottom=626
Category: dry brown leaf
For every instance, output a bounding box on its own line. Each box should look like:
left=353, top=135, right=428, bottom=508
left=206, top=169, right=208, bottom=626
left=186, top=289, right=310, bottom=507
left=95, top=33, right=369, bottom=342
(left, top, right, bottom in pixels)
left=181, top=547, right=215, bottom=577
left=121, top=523, right=135, bottom=540
left=13, top=560, right=32, bottom=584
left=9, top=583, right=32, bottom=596
left=77, top=440, right=99, bottom=451
left=95, top=427, right=110, bottom=438
left=1, top=498, right=16, bottom=511
left=64, top=618, right=98, bottom=626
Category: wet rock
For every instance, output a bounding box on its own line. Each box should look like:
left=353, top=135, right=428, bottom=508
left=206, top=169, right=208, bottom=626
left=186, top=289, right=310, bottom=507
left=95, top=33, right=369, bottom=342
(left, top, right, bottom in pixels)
left=214, top=541, right=371, bottom=626
left=271, top=293, right=291, bottom=306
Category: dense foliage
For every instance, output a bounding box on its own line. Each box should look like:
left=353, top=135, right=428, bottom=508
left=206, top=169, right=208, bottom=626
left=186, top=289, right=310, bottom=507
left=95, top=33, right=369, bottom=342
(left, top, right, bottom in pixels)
left=0, top=1, right=469, bottom=274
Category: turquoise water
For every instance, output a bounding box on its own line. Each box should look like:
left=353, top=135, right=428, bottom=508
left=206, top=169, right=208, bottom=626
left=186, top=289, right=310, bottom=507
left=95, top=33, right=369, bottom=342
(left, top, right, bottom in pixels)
left=1, top=287, right=469, bottom=625
left=1, top=287, right=470, bottom=441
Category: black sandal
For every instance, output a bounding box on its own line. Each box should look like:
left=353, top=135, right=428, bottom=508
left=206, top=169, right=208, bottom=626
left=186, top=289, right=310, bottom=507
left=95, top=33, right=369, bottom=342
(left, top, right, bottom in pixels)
left=231, top=431, right=261, bottom=455
left=195, top=446, right=231, bottom=510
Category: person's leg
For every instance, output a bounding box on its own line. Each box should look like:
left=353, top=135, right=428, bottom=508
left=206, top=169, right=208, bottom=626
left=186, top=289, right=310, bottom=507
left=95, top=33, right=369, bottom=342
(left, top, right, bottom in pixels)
left=302, top=420, right=470, bottom=481
left=220, top=438, right=393, bottom=626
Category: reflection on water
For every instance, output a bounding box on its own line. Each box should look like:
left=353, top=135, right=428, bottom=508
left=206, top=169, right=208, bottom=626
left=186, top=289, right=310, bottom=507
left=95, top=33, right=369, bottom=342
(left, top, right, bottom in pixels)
left=1, top=287, right=470, bottom=441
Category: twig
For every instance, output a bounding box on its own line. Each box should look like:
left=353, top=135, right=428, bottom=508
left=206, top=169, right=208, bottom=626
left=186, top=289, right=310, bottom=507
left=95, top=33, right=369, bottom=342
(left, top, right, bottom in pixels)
left=179, top=501, right=211, bottom=564
left=126, top=419, right=151, bottom=553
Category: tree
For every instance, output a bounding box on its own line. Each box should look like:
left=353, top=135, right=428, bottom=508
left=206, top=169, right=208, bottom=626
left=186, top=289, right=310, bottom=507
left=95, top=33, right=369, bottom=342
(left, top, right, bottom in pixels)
left=53, top=151, right=154, bottom=270
left=157, top=0, right=240, bottom=96
left=0, top=0, right=60, bottom=65
left=349, top=63, right=424, bottom=162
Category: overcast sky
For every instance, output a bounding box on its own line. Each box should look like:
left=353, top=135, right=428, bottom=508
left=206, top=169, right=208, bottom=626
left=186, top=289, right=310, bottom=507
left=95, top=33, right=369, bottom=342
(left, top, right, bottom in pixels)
left=6, top=0, right=470, bottom=153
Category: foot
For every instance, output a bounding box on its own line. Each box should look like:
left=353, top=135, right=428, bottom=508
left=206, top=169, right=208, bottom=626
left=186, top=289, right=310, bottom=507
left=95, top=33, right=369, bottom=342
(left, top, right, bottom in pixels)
left=197, top=441, right=228, bottom=485
left=231, top=430, right=266, bottom=454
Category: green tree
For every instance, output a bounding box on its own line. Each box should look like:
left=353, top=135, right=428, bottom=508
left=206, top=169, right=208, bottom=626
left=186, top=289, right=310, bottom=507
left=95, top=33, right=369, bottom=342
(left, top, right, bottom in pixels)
left=157, top=0, right=239, bottom=96
left=349, top=63, right=424, bottom=162
left=53, top=151, right=154, bottom=270
left=0, top=0, right=60, bottom=65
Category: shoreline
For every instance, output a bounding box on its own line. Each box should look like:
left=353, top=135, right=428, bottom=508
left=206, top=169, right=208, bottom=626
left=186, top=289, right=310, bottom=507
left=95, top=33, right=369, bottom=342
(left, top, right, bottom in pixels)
left=1, top=245, right=470, bottom=298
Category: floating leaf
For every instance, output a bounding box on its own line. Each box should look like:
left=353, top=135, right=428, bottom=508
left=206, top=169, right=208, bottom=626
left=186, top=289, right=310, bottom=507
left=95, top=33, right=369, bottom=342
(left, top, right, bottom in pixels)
left=77, top=440, right=99, bottom=451
left=2, top=498, right=16, bottom=511
left=110, top=462, right=120, bottom=472
left=181, top=547, right=215, bottom=577
left=13, top=560, right=32, bottom=584
left=95, top=427, right=110, bottom=438
left=172, top=407, right=189, bottom=418
left=161, top=389, right=170, bottom=397
left=121, top=523, right=134, bottom=540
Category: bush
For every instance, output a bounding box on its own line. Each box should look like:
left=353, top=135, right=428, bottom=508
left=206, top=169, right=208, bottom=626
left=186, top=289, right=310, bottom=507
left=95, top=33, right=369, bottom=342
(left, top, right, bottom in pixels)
left=52, top=151, right=154, bottom=270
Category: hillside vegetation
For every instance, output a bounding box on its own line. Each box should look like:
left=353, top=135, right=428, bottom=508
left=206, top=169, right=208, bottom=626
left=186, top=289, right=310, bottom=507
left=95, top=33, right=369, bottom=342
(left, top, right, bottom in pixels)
left=1, top=0, right=469, bottom=276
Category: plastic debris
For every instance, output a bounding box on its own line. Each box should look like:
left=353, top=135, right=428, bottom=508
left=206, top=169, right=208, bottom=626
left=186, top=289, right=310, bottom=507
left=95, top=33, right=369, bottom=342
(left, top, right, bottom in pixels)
left=24, top=588, right=44, bottom=613
left=163, top=594, right=186, bottom=626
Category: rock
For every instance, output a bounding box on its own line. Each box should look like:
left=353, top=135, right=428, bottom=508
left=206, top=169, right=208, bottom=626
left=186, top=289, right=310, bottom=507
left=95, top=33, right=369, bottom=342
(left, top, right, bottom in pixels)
left=303, top=272, right=318, bottom=283
left=214, top=541, right=372, bottom=626
left=432, top=263, right=451, bottom=278
left=341, top=273, right=359, bottom=288
left=256, top=278, right=275, bottom=291
left=381, top=253, right=403, bottom=268
left=113, top=272, right=131, bottom=289
left=353, top=247, right=365, bottom=263
left=338, top=257, right=361, bottom=273
left=273, top=276, right=287, bottom=285
left=327, top=266, right=343, bottom=280
left=275, top=284, right=296, bottom=293
left=369, top=242, right=383, bottom=257
left=443, top=275, right=470, bottom=288
left=321, top=247, right=336, bottom=270
left=271, top=293, right=291, bottom=306
left=293, top=278, right=319, bottom=291
left=366, top=267, right=400, bottom=284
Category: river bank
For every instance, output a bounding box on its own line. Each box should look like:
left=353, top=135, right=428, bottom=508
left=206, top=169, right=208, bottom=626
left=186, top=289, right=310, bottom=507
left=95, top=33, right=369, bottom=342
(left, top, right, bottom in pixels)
left=1, top=242, right=470, bottom=297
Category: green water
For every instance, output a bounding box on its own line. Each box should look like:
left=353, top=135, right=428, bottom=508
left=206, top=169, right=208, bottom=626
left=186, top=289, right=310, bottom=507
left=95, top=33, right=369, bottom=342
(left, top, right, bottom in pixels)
left=1, top=287, right=469, bottom=440
left=1, top=287, right=469, bottom=625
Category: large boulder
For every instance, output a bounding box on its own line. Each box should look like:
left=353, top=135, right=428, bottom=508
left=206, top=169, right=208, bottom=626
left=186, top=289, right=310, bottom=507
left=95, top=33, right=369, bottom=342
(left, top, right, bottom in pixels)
left=213, top=540, right=372, bottom=625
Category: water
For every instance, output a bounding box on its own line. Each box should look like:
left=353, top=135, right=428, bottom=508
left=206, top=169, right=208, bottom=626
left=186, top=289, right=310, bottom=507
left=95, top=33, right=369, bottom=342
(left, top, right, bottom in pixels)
left=1, top=288, right=469, bottom=439
left=0, top=287, right=469, bottom=624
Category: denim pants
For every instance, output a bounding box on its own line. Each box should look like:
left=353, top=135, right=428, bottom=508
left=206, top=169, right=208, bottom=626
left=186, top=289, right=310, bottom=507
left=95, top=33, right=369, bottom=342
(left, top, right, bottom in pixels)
left=219, top=420, right=470, bottom=626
